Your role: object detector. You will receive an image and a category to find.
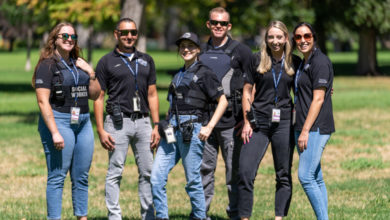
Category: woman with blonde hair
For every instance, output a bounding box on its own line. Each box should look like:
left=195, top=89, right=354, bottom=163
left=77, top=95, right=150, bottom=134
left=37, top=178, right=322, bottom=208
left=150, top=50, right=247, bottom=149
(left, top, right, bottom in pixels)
left=238, top=20, right=301, bottom=220
left=33, top=22, right=100, bottom=220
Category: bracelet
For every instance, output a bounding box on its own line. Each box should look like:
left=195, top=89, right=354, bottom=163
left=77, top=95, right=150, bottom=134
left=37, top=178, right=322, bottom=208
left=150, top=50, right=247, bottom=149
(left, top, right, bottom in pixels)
left=90, top=75, right=97, bottom=80
left=154, top=122, right=159, bottom=126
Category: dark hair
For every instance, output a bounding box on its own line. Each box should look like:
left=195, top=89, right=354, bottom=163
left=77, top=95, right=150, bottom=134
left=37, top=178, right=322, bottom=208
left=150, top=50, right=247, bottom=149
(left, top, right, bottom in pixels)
left=292, top=22, right=317, bottom=49
left=32, top=22, right=81, bottom=88
left=116, top=17, right=137, bottom=30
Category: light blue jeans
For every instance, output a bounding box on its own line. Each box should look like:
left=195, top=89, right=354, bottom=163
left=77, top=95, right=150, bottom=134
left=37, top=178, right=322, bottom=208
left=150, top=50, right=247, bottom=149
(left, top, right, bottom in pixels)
left=151, top=115, right=206, bottom=219
left=295, top=128, right=330, bottom=220
left=38, top=110, right=94, bottom=220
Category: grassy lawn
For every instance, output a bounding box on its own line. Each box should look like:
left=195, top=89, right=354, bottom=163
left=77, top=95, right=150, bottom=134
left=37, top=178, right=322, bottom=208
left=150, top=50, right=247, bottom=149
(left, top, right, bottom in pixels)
left=0, top=49, right=390, bottom=219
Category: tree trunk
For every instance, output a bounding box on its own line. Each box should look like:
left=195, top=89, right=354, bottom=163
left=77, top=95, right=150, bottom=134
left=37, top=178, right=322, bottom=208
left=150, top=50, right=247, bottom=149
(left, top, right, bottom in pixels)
left=164, top=7, right=180, bottom=50
left=121, top=0, right=146, bottom=52
left=355, top=27, right=381, bottom=76
left=25, top=27, right=33, bottom=71
left=87, top=26, right=94, bottom=65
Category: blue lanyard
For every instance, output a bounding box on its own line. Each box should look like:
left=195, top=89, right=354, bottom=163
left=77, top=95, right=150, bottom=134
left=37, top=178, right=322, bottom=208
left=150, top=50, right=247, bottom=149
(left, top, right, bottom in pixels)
left=60, top=58, right=80, bottom=104
left=120, top=56, right=139, bottom=91
left=175, top=61, right=197, bottom=87
left=271, top=57, right=285, bottom=104
left=294, top=61, right=304, bottom=104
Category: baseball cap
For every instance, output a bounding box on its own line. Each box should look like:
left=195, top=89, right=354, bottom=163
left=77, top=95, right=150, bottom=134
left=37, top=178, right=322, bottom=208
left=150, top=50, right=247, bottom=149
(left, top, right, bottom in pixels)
left=175, top=32, right=200, bottom=47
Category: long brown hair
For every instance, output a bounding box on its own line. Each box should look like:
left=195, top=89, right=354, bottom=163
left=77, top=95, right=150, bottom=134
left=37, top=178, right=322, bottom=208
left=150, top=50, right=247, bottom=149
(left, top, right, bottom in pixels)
left=257, top=21, right=294, bottom=76
left=32, top=22, right=81, bottom=88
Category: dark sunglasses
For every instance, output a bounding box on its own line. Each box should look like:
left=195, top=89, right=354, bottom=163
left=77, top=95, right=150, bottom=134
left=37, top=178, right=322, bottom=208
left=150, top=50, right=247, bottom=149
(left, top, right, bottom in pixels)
left=58, top=33, right=78, bottom=41
left=294, top=33, right=313, bottom=42
left=117, top=29, right=138, bottom=36
left=209, top=20, right=229, bottom=26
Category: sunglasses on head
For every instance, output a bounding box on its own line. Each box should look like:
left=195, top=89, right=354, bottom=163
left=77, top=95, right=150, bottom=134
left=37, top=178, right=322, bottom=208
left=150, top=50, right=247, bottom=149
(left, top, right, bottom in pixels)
left=117, top=29, right=138, bottom=36
left=294, top=33, right=313, bottom=42
left=58, top=33, right=78, bottom=41
left=209, top=20, right=229, bottom=26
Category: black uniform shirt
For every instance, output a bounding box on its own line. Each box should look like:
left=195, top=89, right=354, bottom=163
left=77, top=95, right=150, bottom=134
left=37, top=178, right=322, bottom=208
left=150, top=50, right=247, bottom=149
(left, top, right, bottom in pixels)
left=169, top=61, right=224, bottom=116
left=96, top=48, right=156, bottom=115
left=203, top=36, right=253, bottom=128
left=294, top=48, right=335, bottom=134
left=245, top=53, right=302, bottom=120
left=35, top=56, right=91, bottom=113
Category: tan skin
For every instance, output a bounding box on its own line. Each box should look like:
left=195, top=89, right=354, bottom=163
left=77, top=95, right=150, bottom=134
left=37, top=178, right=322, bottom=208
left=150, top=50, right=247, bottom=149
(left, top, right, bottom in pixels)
left=240, top=27, right=287, bottom=220
left=178, top=40, right=228, bottom=141
left=294, top=26, right=326, bottom=152
left=35, top=25, right=100, bottom=220
left=94, top=21, right=160, bottom=151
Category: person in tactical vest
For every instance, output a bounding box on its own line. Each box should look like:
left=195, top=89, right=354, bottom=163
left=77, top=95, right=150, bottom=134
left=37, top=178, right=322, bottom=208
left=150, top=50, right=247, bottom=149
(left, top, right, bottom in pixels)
left=151, top=32, right=228, bottom=220
left=33, top=22, right=101, bottom=220
left=198, top=7, right=253, bottom=220
left=94, top=18, right=160, bottom=220
left=239, top=21, right=301, bottom=220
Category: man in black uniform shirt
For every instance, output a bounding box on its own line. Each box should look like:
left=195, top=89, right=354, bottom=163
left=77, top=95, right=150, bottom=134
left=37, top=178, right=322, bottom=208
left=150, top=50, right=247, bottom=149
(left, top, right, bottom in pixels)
left=94, top=18, right=160, bottom=220
left=199, top=7, right=253, bottom=220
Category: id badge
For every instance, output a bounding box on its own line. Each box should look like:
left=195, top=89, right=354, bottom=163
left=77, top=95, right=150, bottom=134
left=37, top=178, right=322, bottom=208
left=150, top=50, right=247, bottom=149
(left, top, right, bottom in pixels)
left=292, top=107, right=296, bottom=125
left=164, top=125, right=176, bottom=144
left=272, top=108, right=281, bottom=123
left=70, top=107, right=80, bottom=124
left=133, top=93, right=141, bottom=112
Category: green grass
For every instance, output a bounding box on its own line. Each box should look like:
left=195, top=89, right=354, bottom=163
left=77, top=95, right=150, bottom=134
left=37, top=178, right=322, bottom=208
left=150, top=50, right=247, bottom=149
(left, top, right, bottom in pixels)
left=1, top=49, right=390, bottom=219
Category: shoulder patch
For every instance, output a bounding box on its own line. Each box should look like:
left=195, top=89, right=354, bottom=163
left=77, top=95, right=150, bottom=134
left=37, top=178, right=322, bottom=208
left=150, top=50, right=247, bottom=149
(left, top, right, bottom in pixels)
left=318, top=79, right=328, bottom=84
left=193, top=75, right=199, bottom=83
left=138, top=58, right=148, bottom=67
left=35, top=79, right=44, bottom=84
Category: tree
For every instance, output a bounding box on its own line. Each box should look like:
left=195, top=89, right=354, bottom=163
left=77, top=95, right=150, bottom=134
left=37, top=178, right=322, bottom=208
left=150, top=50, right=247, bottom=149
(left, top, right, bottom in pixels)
left=121, top=0, right=146, bottom=52
left=346, top=0, right=390, bottom=75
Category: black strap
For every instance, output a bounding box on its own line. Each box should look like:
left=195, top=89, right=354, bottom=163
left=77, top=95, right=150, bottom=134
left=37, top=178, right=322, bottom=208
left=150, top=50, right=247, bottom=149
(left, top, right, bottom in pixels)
left=224, top=40, right=240, bottom=56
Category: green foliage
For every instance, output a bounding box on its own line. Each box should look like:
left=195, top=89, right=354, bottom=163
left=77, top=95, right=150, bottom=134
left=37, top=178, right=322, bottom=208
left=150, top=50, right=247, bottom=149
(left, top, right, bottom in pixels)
left=346, top=0, right=390, bottom=33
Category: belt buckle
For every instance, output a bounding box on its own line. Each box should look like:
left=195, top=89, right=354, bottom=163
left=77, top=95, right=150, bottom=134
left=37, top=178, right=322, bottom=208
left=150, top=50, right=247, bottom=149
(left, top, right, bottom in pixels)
left=130, top=113, right=137, bottom=121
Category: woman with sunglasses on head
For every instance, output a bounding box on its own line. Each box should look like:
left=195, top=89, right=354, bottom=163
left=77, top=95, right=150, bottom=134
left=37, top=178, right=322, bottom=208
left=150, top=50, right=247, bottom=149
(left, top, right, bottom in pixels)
left=151, top=32, right=228, bottom=220
left=292, top=22, right=335, bottom=220
left=32, top=22, right=100, bottom=220
left=238, top=21, right=301, bottom=220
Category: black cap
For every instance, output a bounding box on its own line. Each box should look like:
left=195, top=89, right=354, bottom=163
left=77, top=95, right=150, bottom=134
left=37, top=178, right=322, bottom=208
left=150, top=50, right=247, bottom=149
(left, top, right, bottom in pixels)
left=175, top=32, right=200, bottom=47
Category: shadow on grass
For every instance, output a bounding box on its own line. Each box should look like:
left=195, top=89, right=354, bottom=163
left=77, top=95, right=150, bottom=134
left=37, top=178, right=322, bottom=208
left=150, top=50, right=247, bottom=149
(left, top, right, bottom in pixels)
left=333, top=63, right=390, bottom=76
left=90, top=214, right=230, bottom=220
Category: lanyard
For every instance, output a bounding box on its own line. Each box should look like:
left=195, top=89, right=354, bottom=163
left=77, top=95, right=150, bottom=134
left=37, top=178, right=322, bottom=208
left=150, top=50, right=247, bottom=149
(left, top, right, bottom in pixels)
left=294, top=61, right=304, bottom=104
left=175, top=61, right=197, bottom=87
left=271, top=57, right=285, bottom=104
left=120, top=56, right=139, bottom=91
left=60, top=58, right=80, bottom=104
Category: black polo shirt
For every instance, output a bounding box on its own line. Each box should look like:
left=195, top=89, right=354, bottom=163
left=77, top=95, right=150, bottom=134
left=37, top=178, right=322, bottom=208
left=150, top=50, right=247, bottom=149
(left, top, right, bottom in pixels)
left=244, top=53, right=302, bottom=121
left=35, top=56, right=91, bottom=113
left=294, top=48, right=335, bottom=134
left=96, top=48, right=156, bottom=115
left=202, top=36, right=253, bottom=128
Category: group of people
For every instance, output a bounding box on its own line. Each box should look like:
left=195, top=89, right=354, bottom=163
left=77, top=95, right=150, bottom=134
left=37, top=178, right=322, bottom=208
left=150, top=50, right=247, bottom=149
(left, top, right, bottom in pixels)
left=33, top=6, right=334, bottom=220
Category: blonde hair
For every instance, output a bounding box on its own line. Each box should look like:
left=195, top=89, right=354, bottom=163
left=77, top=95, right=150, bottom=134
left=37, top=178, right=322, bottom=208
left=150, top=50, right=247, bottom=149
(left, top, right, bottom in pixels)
left=257, top=21, right=294, bottom=76
left=209, top=7, right=230, bottom=21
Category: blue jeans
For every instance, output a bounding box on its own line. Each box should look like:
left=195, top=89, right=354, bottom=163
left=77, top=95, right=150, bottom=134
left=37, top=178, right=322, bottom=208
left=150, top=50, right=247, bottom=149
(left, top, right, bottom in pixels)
left=151, top=115, right=206, bottom=219
left=38, top=110, right=94, bottom=220
left=295, top=129, right=330, bottom=220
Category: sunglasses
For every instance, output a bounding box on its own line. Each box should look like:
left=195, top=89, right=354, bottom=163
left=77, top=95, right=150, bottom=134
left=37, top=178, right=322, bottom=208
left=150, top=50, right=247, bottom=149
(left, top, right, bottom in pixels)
left=294, top=33, right=313, bottom=42
left=117, top=29, right=138, bottom=36
left=209, top=20, right=229, bottom=26
left=58, top=33, right=78, bottom=41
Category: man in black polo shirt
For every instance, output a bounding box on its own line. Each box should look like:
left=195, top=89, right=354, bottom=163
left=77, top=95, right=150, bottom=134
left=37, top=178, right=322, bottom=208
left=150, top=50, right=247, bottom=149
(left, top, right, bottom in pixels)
left=199, top=7, right=252, bottom=220
left=94, top=18, right=160, bottom=220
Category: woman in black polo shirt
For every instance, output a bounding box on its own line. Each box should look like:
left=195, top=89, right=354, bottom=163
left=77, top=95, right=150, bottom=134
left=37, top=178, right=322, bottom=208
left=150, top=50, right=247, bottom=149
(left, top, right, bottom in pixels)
left=238, top=21, right=301, bottom=220
left=292, top=22, right=335, bottom=220
left=32, top=22, right=100, bottom=220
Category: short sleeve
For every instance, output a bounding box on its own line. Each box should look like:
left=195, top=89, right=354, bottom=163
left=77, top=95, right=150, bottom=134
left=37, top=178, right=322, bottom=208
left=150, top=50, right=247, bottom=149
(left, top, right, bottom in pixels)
left=311, top=59, right=332, bottom=90
left=95, top=58, right=107, bottom=91
left=243, top=53, right=259, bottom=85
left=35, top=60, right=54, bottom=89
left=147, top=56, right=156, bottom=85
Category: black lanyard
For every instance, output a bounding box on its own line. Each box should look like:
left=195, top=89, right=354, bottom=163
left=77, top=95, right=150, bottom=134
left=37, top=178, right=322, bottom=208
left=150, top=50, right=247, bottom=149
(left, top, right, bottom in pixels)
left=272, top=57, right=285, bottom=105
left=120, top=56, right=139, bottom=91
